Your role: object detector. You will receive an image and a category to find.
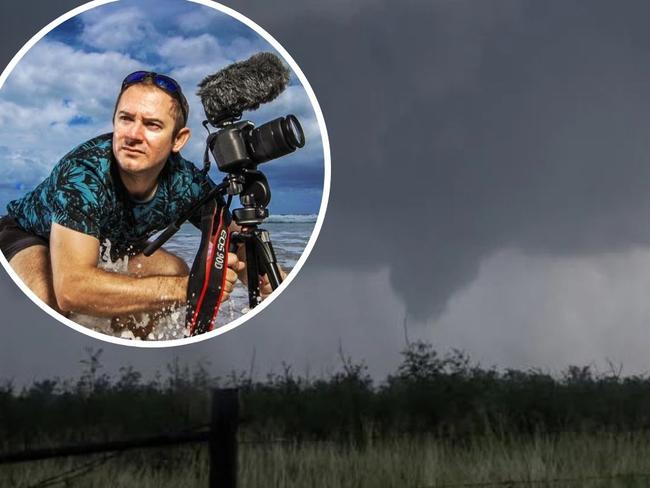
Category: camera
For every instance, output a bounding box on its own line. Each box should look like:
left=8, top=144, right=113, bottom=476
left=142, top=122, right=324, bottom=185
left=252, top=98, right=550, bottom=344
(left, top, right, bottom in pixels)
left=208, top=114, right=305, bottom=173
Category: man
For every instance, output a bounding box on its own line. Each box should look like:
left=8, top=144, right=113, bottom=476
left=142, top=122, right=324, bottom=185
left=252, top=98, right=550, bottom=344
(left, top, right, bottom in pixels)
left=0, top=71, right=248, bottom=335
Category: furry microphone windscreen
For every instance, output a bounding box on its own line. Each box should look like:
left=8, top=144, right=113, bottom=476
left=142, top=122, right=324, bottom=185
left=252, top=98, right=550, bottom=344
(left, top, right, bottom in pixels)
left=197, top=52, right=291, bottom=124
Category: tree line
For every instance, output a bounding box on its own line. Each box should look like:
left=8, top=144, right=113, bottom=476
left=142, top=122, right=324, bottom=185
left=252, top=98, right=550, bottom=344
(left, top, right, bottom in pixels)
left=2, top=342, right=649, bottom=449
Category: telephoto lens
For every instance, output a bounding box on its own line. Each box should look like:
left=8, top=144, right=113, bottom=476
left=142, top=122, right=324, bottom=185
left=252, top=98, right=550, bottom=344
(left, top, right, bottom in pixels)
left=247, top=114, right=305, bottom=164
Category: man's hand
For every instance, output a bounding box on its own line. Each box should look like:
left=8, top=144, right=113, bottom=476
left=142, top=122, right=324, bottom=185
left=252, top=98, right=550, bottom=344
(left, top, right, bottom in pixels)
left=223, top=252, right=245, bottom=301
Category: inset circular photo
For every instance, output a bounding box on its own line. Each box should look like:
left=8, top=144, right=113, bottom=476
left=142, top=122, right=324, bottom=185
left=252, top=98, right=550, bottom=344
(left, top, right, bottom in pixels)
left=0, top=0, right=330, bottom=345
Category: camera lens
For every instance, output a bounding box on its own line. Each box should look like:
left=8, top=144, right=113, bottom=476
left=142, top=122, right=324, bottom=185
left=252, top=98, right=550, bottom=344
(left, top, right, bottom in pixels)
left=247, top=114, right=305, bottom=164
left=282, top=115, right=305, bottom=149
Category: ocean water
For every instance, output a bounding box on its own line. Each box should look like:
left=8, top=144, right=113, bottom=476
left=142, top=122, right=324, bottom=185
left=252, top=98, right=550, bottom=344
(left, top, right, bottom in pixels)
left=0, top=188, right=317, bottom=340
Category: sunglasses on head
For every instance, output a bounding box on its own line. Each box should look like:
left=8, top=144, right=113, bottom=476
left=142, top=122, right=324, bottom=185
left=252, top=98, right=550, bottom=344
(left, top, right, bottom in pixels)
left=121, top=71, right=189, bottom=124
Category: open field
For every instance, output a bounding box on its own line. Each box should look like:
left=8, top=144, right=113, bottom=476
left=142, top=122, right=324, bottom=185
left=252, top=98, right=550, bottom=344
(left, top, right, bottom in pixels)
left=3, top=343, right=650, bottom=486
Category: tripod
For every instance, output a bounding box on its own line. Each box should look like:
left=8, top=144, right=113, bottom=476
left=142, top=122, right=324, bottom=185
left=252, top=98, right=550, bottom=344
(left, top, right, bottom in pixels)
left=143, top=168, right=282, bottom=333
left=229, top=171, right=283, bottom=308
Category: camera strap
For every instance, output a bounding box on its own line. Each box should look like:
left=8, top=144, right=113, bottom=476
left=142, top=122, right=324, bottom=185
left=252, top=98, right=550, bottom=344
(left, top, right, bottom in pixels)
left=186, top=197, right=232, bottom=336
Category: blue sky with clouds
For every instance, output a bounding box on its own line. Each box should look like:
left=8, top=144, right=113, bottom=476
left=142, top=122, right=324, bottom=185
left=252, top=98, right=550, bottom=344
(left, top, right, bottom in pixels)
left=0, top=0, right=324, bottom=214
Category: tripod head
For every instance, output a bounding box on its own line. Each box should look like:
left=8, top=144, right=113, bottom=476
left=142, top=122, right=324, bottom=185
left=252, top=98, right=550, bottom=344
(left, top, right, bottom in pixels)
left=229, top=169, right=271, bottom=227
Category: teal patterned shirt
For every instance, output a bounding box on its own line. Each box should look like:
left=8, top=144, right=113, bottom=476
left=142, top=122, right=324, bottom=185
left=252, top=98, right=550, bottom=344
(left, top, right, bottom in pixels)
left=7, top=133, right=214, bottom=258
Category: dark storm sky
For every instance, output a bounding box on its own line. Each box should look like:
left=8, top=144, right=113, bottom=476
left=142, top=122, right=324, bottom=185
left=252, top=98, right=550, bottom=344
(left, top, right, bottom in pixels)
left=3, top=0, right=650, bottom=383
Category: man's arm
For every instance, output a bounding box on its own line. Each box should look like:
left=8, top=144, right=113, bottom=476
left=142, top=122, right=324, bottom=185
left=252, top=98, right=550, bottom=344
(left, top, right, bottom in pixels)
left=50, top=223, right=188, bottom=316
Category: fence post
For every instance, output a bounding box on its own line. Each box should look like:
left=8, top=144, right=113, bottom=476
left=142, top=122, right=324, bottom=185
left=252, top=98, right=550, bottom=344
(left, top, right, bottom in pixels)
left=209, top=388, right=239, bottom=488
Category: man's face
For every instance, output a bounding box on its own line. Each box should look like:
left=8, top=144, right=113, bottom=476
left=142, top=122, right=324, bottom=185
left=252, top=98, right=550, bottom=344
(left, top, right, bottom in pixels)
left=112, top=84, right=181, bottom=178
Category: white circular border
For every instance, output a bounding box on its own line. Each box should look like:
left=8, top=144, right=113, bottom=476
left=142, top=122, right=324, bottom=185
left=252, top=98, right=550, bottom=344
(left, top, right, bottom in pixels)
left=0, top=0, right=331, bottom=348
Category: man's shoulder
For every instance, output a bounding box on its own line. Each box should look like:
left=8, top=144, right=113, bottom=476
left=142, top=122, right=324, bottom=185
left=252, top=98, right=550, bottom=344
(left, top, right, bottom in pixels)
left=168, top=151, right=200, bottom=171
left=46, top=134, right=115, bottom=197
left=164, top=153, right=213, bottom=200
left=62, top=133, right=113, bottom=163
left=166, top=152, right=209, bottom=182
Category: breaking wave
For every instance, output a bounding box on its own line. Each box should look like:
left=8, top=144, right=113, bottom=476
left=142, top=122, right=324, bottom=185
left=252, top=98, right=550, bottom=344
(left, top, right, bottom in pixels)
left=266, top=214, right=318, bottom=223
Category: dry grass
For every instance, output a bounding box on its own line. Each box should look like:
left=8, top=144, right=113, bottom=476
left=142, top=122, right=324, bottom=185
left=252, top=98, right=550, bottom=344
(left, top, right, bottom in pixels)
left=3, top=431, right=650, bottom=487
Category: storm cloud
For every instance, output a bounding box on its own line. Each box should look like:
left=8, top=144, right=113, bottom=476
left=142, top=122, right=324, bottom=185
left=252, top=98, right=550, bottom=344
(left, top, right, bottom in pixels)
left=4, top=1, right=650, bottom=382
left=226, top=0, right=650, bottom=321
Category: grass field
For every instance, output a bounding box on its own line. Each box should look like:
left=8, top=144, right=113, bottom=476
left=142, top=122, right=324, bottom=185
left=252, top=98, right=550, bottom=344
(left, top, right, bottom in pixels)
left=3, top=430, right=650, bottom=487
left=4, top=344, right=650, bottom=487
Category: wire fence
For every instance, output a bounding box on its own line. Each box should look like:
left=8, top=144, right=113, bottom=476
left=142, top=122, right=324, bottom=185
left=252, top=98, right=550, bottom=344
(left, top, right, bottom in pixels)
left=25, top=452, right=120, bottom=488
left=4, top=389, right=650, bottom=488
left=0, top=388, right=238, bottom=488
